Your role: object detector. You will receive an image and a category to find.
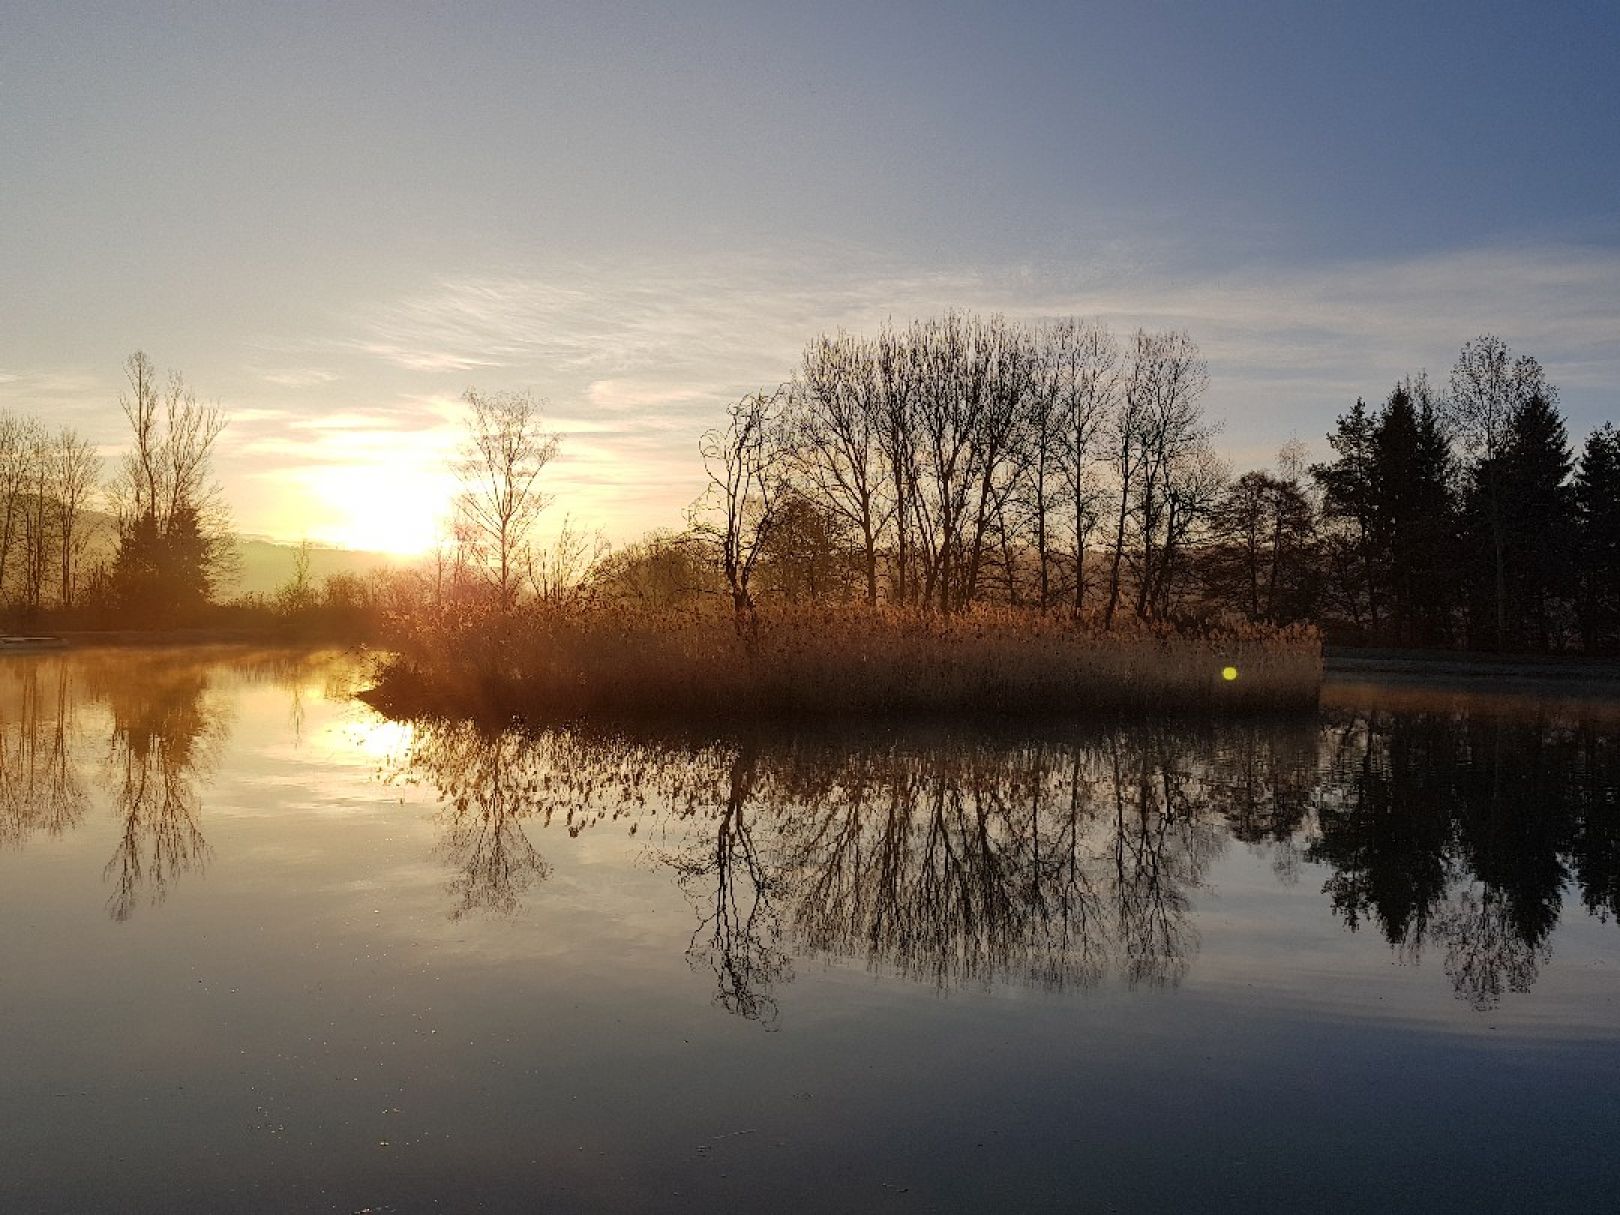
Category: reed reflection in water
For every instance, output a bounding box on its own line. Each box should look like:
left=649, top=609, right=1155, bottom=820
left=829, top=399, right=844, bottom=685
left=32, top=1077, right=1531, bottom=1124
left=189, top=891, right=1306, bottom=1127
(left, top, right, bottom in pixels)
left=389, top=695, right=1619, bottom=1019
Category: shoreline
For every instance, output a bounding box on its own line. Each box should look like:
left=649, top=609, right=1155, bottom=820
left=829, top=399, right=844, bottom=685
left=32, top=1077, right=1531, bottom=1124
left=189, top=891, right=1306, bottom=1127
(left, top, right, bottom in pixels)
left=1324, top=645, right=1620, bottom=691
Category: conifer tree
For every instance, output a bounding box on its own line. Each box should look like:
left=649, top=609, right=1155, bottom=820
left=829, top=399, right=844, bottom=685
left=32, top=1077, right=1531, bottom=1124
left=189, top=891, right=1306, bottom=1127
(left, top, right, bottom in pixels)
left=1311, top=399, right=1381, bottom=633
left=1573, top=424, right=1620, bottom=653
left=1371, top=378, right=1459, bottom=647
left=1463, top=392, right=1574, bottom=650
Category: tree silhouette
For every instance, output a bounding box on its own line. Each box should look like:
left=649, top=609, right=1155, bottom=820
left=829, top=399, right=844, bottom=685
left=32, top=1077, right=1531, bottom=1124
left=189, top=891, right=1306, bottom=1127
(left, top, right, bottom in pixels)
left=1574, top=424, right=1620, bottom=653
left=107, top=353, right=232, bottom=622
left=1447, top=337, right=1555, bottom=650
left=454, top=388, right=559, bottom=615
left=1462, top=392, right=1574, bottom=650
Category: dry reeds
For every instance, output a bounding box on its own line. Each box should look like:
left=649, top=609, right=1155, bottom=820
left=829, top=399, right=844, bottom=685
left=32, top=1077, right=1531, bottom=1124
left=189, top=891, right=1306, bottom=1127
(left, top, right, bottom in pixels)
left=372, top=603, right=1321, bottom=721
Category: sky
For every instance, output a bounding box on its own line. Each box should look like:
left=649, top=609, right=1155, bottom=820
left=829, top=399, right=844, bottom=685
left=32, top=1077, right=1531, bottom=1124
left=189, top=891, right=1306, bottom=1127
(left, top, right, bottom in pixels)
left=2, top=0, right=1618, bottom=552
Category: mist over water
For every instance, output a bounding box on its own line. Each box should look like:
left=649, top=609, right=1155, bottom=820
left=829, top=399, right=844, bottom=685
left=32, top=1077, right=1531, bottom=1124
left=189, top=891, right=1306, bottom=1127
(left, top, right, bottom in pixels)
left=1, top=648, right=1616, bottom=1212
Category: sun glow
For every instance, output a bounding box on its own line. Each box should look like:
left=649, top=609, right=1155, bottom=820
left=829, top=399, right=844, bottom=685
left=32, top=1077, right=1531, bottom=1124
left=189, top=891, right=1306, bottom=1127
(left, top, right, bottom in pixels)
left=302, top=465, right=456, bottom=556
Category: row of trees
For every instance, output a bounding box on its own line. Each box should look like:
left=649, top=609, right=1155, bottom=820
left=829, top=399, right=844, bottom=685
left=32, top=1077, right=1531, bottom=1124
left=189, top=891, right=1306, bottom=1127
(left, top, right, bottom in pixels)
left=0, top=417, right=101, bottom=614
left=688, top=319, right=1619, bottom=652
left=1314, top=341, right=1620, bottom=652
left=694, top=314, right=1220, bottom=622
left=0, top=352, right=235, bottom=625
left=20, top=336, right=1611, bottom=652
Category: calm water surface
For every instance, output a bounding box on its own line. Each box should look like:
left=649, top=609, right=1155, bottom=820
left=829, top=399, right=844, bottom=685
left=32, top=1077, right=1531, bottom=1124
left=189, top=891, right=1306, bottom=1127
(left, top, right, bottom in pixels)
left=1, top=647, right=1617, bottom=1213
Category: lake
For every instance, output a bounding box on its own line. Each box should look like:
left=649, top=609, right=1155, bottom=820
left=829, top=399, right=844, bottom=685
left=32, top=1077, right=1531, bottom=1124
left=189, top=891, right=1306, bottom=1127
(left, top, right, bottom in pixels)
left=1, top=647, right=1616, bottom=1213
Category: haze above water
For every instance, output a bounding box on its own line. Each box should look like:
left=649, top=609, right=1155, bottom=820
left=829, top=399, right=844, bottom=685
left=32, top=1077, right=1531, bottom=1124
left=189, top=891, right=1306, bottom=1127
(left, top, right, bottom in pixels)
left=0, top=648, right=1616, bottom=1213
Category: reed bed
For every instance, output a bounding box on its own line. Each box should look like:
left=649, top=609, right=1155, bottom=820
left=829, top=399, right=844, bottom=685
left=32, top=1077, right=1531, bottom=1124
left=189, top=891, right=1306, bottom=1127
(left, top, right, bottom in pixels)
left=371, top=604, right=1322, bottom=721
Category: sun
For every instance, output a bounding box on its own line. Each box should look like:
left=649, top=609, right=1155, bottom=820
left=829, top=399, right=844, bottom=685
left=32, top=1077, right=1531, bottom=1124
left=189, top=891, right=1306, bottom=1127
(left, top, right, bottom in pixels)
left=303, top=465, right=455, bottom=555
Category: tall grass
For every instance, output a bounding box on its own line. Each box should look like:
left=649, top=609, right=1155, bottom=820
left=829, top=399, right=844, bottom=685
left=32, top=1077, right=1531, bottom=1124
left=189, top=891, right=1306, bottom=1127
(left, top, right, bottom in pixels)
left=371, top=603, right=1321, bottom=720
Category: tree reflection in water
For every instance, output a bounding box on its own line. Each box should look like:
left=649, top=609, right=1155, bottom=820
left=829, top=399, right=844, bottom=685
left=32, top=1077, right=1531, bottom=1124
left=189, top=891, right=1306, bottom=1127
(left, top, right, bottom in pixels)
left=87, top=654, right=229, bottom=921
left=0, top=651, right=349, bottom=920
left=396, top=700, right=1619, bottom=1020
left=1310, top=694, right=1620, bottom=1010
left=662, top=743, right=790, bottom=1025
left=0, top=658, right=89, bottom=850
left=414, top=722, right=553, bottom=919
left=1, top=652, right=1613, bottom=1015
left=393, top=719, right=1280, bottom=1016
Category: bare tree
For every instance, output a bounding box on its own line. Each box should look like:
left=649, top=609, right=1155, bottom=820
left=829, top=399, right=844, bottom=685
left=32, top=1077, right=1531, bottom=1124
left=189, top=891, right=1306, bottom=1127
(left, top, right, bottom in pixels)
left=51, top=429, right=101, bottom=609
left=905, top=313, right=1030, bottom=613
left=17, top=422, right=54, bottom=612
left=1149, top=443, right=1226, bottom=618
left=792, top=332, right=888, bottom=605
left=0, top=416, right=38, bottom=605
left=454, top=388, right=559, bottom=614
left=692, top=389, right=791, bottom=620
left=1046, top=319, right=1120, bottom=615
left=1097, top=330, right=1211, bottom=625
left=874, top=323, right=923, bottom=605
left=526, top=515, right=610, bottom=608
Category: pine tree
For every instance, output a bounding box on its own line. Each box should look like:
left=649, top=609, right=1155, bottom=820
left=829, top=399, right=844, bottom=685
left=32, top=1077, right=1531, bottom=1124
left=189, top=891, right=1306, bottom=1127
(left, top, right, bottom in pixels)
left=1448, top=337, right=1553, bottom=649
left=1371, top=380, right=1459, bottom=647
left=1574, top=424, right=1620, bottom=653
left=1463, top=393, right=1575, bottom=650
left=1311, top=398, right=1381, bottom=634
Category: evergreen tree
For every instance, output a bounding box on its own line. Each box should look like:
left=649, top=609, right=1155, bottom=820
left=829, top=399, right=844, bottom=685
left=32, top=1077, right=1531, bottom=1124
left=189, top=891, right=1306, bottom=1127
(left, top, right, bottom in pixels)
left=107, top=353, right=231, bottom=623
left=1574, top=424, right=1620, bottom=653
left=1311, top=398, right=1381, bottom=634
left=1371, top=379, right=1459, bottom=647
left=1463, top=393, right=1574, bottom=650
left=1448, top=337, right=1553, bottom=649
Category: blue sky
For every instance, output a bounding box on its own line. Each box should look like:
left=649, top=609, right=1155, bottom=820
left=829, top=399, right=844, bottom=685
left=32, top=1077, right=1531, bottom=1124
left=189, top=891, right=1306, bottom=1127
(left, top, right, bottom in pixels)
left=2, top=1, right=1617, bottom=548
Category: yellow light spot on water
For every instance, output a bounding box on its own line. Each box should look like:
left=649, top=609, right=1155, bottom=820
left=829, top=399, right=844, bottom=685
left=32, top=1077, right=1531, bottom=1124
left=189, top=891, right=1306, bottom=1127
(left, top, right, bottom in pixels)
left=1222, top=666, right=1239, bottom=682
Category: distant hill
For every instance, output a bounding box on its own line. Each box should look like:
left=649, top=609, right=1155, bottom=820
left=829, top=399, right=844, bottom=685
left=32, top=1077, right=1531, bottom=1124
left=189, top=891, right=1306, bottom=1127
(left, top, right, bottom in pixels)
left=227, top=535, right=412, bottom=599
left=74, top=510, right=415, bottom=600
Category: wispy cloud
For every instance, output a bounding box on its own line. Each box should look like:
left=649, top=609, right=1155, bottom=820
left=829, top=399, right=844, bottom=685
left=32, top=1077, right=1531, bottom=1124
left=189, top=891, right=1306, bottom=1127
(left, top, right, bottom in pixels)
left=329, top=240, right=1620, bottom=450
left=6, top=240, right=1615, bottom=545
left=258, top=367, right=339, bottom=388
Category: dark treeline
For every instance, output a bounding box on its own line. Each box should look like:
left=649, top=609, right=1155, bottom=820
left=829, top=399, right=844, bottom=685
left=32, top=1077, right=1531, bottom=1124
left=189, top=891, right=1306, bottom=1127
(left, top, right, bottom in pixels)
left=1313, top=342, right=1620, bottom=653
left=15, top=330, right=1617, bottom=659
left=690, top=320, right=1618, bottom=653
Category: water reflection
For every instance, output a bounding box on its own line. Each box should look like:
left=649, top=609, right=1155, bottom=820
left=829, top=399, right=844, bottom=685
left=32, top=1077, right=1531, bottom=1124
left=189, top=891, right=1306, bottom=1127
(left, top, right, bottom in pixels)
left=85, top=657, right=227, bottom=920
left=0, top=650, right=1615, bottom=1020
left=419, top=723, right=553, bottom=918
left=392, top=702, right=1618, bottom=1018
left=1310, top=698, right=1619, bottom=1009
left=0, top=649, right=342, bottom=919
left=0, top=661, right=89, bottom=849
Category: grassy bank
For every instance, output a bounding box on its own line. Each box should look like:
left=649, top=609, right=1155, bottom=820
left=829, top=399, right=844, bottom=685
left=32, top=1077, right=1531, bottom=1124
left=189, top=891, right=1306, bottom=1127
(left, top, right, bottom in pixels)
left=369, top=606, right=1322, bottom=722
